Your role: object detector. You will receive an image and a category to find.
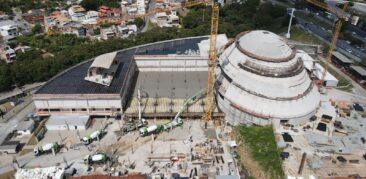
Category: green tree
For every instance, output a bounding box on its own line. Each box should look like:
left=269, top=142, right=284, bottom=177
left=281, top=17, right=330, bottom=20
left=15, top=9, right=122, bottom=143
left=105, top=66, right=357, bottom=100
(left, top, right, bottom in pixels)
left=0, top=62, right=12, bottom=91
left=80, top=0, right=100, bottom=11
left=32, top=24, right=43, bottom=34
left=16, top=49, right=43, bottom=61
left=128, top=18, right=144, bottom=28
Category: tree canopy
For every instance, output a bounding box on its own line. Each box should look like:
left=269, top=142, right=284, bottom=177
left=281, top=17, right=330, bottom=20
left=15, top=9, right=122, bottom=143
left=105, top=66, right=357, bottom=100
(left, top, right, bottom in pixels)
left=80, top=0, right=121, bottom=11
left=0, top=1, right=290, bottom=92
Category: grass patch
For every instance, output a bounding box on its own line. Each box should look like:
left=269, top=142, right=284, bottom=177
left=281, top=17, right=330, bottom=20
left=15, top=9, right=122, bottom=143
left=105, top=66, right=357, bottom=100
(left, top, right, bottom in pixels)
left=290, top=27, right=324, bottom=45
left=146, top=20, right=157, bottom=31
left=318, top=60, right=353, bottom=92
left=235, top=125, right=284, bottom=179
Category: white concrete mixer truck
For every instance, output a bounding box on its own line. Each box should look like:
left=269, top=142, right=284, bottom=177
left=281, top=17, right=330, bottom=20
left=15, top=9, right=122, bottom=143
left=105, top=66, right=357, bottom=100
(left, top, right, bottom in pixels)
left=34, top=142, right=60, bottom=156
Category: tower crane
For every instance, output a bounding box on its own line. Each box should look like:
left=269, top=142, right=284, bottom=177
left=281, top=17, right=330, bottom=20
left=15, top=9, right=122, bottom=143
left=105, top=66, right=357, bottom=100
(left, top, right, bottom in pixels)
left=305, top=0, right=349, bottom=86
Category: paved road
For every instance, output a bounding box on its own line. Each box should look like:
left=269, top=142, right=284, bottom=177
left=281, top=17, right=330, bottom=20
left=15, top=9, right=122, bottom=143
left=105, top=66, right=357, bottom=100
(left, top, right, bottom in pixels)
left=296, top=18, right=366, bottom=61
left=0, top=101, right=35, bottom=145
left=301, top=8, right=366, bottom=40
left=325, top=0, right=366, bottom=14
left=0, top=145, right=90, bottom=174
left=141, top=0, right=156, bottom=32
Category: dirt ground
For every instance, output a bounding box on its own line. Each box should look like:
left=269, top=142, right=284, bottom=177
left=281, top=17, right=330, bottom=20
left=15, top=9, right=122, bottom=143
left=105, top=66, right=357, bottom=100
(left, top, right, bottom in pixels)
left=0, top=170, right=15, bottom=179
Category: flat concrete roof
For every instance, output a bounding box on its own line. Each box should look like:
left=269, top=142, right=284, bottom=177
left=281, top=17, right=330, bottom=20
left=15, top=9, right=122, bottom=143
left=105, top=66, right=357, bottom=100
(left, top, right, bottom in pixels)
left=90, top=52, right=117, bottom=69
left=46, top=115, right=90, bottom=126
left=350, top=65, right=366, bottom=76
left=15, top=120, right=34, bottom=131
left=332, top=51, right=353, bottom=64
left=133, top=71, right=207, bottom=99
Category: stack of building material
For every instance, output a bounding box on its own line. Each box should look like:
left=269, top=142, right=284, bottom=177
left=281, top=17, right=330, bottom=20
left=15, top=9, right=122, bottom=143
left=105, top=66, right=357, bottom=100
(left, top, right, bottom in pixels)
left=15, top=166, right=65, bottom=179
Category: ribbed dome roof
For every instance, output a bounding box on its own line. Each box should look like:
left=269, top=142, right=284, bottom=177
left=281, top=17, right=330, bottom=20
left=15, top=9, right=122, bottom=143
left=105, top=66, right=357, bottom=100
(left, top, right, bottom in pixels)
left=237, top=30, right=294, bottom=62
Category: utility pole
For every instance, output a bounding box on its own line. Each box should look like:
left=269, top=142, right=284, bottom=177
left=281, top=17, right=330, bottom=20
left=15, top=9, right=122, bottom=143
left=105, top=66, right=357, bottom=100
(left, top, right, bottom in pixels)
left=150, top=133, right=154, bottom=154
left=286, top=8, right=295, bottom=39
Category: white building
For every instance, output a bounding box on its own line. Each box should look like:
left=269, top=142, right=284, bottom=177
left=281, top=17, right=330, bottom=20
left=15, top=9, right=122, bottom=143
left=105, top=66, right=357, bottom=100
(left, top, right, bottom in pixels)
left=83, top=10, right=99, bottom=24
left=68, top=5, right=86, bottom=22
left=45, top=115, right=91, bottom=130
left=216, top=30, right=320, bottom=126
left=0, top=20, right=18, bottom=42
left=100, top=26, right=117, bottom=40
left=298, top=50, right=338, bottom=87
left=154, top=11, right=180, bottom=28
left=0, top=45, right=16, bottom=63
left=117, top=24, right=137, bottom=37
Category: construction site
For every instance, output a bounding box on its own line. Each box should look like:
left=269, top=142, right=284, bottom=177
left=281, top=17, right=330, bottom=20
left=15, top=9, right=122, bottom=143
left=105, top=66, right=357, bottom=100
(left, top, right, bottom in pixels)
left=3, top=27, right=363, bottom=179
left=0, top=0, right=366, bottom=178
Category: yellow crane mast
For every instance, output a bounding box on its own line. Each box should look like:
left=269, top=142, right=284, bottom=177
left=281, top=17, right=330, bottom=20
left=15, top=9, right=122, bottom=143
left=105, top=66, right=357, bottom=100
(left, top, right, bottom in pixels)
left=305, top=0, right=348, bottom=86
left=203, top=3, right=219, bottom=127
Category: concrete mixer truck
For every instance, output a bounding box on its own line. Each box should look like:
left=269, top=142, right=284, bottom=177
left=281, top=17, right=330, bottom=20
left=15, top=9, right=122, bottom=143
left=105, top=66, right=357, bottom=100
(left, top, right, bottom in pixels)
left=139, top=125, right=162, bottom=136
left=84, top=153, right=108, bottom=165
left=82, top=129, right=106, bottom=145
left=34, top=142, right=60, bottom=156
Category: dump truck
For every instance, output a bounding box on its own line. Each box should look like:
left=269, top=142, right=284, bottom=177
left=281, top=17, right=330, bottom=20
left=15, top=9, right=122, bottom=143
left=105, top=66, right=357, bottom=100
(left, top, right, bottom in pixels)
left=84, top=153, right=108, bottom=165
left=34, top=142, right=60, bottom=156
left=82, top=129, right=106, bottom=145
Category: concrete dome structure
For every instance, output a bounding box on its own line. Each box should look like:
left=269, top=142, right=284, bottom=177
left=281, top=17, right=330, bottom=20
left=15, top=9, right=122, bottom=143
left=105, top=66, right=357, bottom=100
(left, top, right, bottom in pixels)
left=216, top=30, right=320, bottom=126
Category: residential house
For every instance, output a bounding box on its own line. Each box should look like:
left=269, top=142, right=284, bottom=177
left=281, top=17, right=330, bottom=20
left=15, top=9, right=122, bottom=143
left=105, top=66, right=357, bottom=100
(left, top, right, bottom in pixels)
left=117, top=24, right=137, bottom=37
left=44, top=11, right=71, bottom=33
left=100, top=26, right=117, bottom=40
left=0, top=11, right=9, bottom=21
left=68, top=5, right=86, bottom=22
left=0, top=20, right=18, bottom=43
left=0, top=45, right=16, bottom=63
left=99, top=6, right=122, bottom=18
left=62, top=22, right=87, bottom=37
left=83, top=10, right=99, bottom=24
left=22, top=9, right=45, bottom=25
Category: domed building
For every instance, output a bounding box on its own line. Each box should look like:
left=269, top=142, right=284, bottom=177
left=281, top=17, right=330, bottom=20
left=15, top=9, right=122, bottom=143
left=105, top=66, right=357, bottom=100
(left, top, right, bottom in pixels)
left=216, top=30, right=320, bottom=126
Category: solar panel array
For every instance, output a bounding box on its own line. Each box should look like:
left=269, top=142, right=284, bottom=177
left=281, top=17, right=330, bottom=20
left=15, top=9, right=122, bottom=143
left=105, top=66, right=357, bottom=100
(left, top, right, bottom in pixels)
left=35, top=37, right=208, bottom=95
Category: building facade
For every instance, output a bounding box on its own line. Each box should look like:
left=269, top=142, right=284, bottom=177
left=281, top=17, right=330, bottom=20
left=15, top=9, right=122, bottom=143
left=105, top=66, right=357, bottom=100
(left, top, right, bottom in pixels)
left=216, top=30, right=320, bottom=126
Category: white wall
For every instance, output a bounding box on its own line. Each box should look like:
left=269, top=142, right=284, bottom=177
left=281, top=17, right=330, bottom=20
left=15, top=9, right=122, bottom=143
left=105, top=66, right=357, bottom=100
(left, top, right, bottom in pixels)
left=46, top=124, right=86, bottom=130
left=135, top=55, right=208, bottom=72
left=34, top=99, right=121, bottom=109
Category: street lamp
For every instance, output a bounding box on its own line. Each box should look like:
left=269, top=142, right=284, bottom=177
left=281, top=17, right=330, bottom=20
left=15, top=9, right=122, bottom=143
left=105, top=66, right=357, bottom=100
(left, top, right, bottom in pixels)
left=286, top=8, right=296, bottom=39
